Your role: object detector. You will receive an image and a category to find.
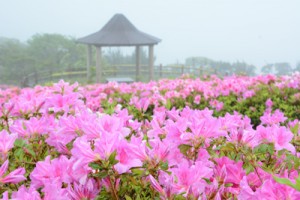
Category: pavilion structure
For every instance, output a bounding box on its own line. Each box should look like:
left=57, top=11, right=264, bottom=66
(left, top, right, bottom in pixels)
left=77, top=13, right=161, bottom=82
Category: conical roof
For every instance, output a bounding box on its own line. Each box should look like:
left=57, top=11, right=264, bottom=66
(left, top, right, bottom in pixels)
left=78, top=14, right=161, bottom=46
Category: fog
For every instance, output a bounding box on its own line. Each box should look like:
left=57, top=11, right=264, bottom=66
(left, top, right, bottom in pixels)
left=1, top=0, right=300, bottom=67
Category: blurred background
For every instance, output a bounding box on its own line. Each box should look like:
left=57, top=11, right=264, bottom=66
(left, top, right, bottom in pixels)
left=0, top=0, right=299, bottom=86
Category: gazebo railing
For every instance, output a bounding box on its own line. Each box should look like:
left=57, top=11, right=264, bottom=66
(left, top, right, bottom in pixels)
left=21, top=68, right=87, bottom=87
left=21, top=64, right=222, bottom=87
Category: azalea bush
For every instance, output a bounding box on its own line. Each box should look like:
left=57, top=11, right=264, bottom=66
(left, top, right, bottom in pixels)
left=0, top=73, right=300, bottom=199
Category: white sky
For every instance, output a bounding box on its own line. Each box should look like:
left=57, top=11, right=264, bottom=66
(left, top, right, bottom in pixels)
left=1, top=0, right=299, bottom=67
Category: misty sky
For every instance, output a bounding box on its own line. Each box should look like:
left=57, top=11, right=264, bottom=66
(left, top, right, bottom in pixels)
left=1, top=0, right=300, bottom=67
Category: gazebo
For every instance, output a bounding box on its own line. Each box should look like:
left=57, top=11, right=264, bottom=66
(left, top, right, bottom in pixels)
left=77, top=14, right=161, bottom=82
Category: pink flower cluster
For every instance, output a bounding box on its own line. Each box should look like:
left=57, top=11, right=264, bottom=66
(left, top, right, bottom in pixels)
left=0, top=74, right=299, bottom=199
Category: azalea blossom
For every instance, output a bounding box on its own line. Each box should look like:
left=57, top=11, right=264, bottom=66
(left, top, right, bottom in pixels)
left=0, top=130, right=17, bottom=160
left=257, top=125, right=295, bottom=153
left=0, top=160, right=26, bottom=184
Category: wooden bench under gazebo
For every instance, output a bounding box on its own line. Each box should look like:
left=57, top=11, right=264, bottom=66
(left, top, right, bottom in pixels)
left=78, top=13, right=161, bottom=83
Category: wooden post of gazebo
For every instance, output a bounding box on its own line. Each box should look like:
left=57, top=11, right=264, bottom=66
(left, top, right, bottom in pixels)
left=149, top=45, right=154, bottom=81
left=77, top=14, right=161, bottom=83
left=136, top=46, right=140, bottom=82
left=86, top=45, right=92, bottom=81
left=96, top=46, right=102, bottom=82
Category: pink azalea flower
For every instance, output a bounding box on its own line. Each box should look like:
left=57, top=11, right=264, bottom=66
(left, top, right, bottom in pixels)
left=46, top=130, right=74, bottom=155
left=42, top=180, right=69, bottom=200
left=0, top=130, right=17, bottom=160
left=180, top=106, right=195, bottom=119
left=196, top=148, right=214, bottom=167
left=271, top=126, right=295, bottom=153
left=227, top=128, right=259, bottom=148
left=1, top=191, right=9, bottom=200
left=129, top=96, right=150, bottom=112
left=11, top=185, right=41, bottom=200
left=81, top=115, right=103, bottom=140
left=101, top=177, right=121, bottom=193
left=166, top=107, right=181, bottom=121
left=165, top=146, right=185, bottom=167
left=194, top=95, right=201, bottom=104
left=260, top=178, right=300, bottom=200
left=72, top=133, right=122, bottom=168
left=149, top=175, right=168, bottom=199
left=238, top=176, right=265, bottom=200
left=187, top=117, right=227, bottom=141
left=257, top=125, right=295, bottom=153
left=170, top=160, right=213, bottom=195
left=246, top=167, right=271, bottom=189
left=128, top=119, right=142, bottom=133
left=165, top=118, right=189, bottom=143
left=126, top=137, right=149, bottom=161
left=67, top=179, right=100, bottom=200
left=260, top=109, right=287, bottom=126
left=30, top=155, right=73, bottom=189
left=0, top=160, right=26, bottom=184
left=68, top=161, right=90, bottom=185
left=214, top=157, right=245, bottom=187
left=52, top=80, right=79, bottom=94
left=71, top=136, right=99, bottom=165
left=219, top=113, right=243, bottom=132
left=243, top=90, right=255, bottom=99
left=46, top=115, right=85, bottom=153
left=94, top=133, right=120, bottom=159
left=153, top=106, right=167, bottom=122
left=45, top=93, right=83, bottom=113
left=147, top=118, right=166, bottom=139
left=10, top=117, right=49, bottom=138
left=98, top=114, right=130, bottom=137
left=114, top=141, right=142, bottom=174
left=265, top=98, right=273, bottom=108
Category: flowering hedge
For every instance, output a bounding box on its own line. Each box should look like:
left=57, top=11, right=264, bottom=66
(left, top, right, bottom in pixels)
left=0, top=74, right=300, bottom=199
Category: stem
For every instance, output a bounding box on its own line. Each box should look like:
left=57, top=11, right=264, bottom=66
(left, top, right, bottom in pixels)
left=253, top=165, right=263, bottom=184
left=267, top=152, right=272, bottom=166
left=15, top=160, right=36, bottom=165
left=109, top=176, right=119, bottom=200
left=22, top=161, right=36, bottom=165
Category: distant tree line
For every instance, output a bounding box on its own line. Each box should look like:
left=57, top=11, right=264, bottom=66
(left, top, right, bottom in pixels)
left=185, top=57, right=300, bottom=77
left=0, top=34, right=149, bottom=85
left=185, top=57, right=257, bottom=76
left=0, top=34, right=86, bottom=85
left=261, top=63, right=300, bottom=75
left=1, top=33, right=299, bottom=85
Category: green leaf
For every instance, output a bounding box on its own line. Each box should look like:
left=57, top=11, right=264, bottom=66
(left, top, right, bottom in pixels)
left=108, top=150, right=118, bottom=165
left=131, top=168, right=144, bottom=176
left=94, top=171, right=109, bottom=179
left=178, top=144, right=192, bottom=157
left=273, top=176, right=300, bottom=191
left=220, top=142, right=235, bottom=152
left=174, top=195, right=186, bottom=200
left=244, top=163, right=254, bottom=174
left=160, top=161, right=169, bottom=171
left=254, top=143, right=274, bottom=155
left=14, top=139, right=26, bottom=148
left=225, top=183, right=233, bottom=187
left=290, top=123, right=299, bottom=135
left=125, top=195, right=133, bottom=200
left=166, top=99, right=172, bottom=110
left=14, top=148, right=24, bottom=159
left=89, top=162, right=102, bottom=170
left=267, top=144, right=274, bottom=155
left=26, top=147, right=36, bottom=157
left=136, top=194, right=141, bottom=200
left=296, top=176, right=300, bottom=190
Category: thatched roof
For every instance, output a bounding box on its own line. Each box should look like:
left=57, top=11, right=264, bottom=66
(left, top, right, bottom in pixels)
left=78, top=14, right=161, bottom=46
